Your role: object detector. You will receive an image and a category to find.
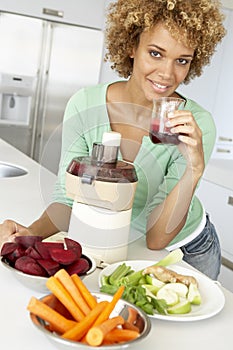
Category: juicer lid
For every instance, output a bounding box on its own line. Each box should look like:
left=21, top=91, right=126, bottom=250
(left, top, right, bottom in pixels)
left=66, top=157, right=138, bottom=183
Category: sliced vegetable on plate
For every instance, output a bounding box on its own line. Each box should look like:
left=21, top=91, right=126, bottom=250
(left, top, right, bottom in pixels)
left=98, top=250, right=225, bottom=321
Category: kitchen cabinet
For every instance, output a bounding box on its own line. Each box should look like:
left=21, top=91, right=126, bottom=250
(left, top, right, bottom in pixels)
left=197, top=159, right=233, bottom=266
left=178, top=6, right=233, bottom=159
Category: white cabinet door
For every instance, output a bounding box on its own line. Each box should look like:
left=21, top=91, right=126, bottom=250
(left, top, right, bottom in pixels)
left=0, top=0, right=106, bottom=29
left=197, top=180, right=233, bottom=263
left=212, top=9, right=233, bottom=146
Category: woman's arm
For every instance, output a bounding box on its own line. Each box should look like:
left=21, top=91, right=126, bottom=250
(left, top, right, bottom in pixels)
left=0, top=203, right=72, bottom=248
left=146, top=108, right=205, bottom=249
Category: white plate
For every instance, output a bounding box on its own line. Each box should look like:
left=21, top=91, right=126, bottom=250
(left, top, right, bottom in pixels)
left=98, top=260, right=225, bottom=322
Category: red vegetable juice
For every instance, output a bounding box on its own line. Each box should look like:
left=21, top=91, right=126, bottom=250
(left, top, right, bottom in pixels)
left=149, top=119, right=180, bottom=145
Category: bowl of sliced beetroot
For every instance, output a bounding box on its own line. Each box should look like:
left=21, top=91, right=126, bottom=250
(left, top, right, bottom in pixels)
left=0, top=236, right=96, bottom=293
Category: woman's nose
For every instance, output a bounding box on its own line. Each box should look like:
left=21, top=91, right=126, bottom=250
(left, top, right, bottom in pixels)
left=157, top=61, right=173, bottom=80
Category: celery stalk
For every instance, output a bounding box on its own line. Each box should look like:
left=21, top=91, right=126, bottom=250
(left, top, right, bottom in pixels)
left=120, top=249, right=183, bottom=285
left=154, top=249, right=184, bottom=267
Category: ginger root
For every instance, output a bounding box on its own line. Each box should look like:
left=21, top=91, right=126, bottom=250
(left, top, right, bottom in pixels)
left=142, top=266, right=198, bottom=287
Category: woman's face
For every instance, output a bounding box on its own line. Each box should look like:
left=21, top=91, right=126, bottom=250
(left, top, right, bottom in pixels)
left=130, top=23, right=194, bottom=103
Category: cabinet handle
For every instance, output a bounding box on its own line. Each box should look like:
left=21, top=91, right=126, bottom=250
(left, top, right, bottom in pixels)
left=228, top=196, right=233, bottom=206
left=216, top=148, right=231, bottom=153
left=43, top=8, right=64, bottom=18
left=218, top=136, right=233, bottom=142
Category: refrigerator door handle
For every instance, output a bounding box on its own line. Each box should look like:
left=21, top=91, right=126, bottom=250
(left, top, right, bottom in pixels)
left=42, top=8, right=64, bottom=18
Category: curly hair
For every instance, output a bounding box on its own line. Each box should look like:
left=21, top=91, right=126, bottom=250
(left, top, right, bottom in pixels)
left=104, top=0, right=226, bottom=83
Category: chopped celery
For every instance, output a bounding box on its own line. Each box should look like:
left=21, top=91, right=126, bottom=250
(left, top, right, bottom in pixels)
left=108, top=263, right=133, bottom=285
left=101, top=275, right=110, bottom=286
left=100, top=284, right=118, bottom=295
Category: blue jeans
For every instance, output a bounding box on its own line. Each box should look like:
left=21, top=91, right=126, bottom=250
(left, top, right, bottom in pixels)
left=180, top=214, right=221, bottom=280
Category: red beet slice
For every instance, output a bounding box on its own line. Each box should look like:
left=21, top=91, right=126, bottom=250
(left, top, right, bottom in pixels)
left=6, top=246, right=26, bottom=264
left=37, top=259, right=60, bottom=276
left=15, top=256, right=47, bottom=276
left=49, top=248, right=78, bottom=265
left=35, top=241, right=64, bottom=260
left=64, top=238, right=82, bottom=258
left=14, top=235, right=43, bottom=248
left=0, top=242, right=18, bottom=256
left=25, top=246, right=42, bottom=260
left=65, top=257, right=90, bottom=275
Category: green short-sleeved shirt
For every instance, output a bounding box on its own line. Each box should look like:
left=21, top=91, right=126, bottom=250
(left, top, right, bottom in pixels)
left=53, top=83, right=216, bottom=248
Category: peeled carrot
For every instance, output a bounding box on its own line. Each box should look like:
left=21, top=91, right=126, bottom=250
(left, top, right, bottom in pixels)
left=62, top=301, right=109, bottom=341
left=71, top=273, right=97, bottom=309
left=46, top=276, right=85, bottom=322
left=122, top=320, right=140, bottom=332
left=103, top=328, right=140, bottom=344
left=27, top=297, right=77, bottom=334
left=86, top=315, right=124, bottom=346
left=42, top=293, right=74, bottom=320
left=92, top=285, right=125, bottom=326
left=127, top=306, right=138, bottom=324
left=54, top=269, right=91, bottom=315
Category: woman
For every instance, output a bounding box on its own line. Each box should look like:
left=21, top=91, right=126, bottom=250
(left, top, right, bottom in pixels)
left=0, top=0, right=226, bottom=279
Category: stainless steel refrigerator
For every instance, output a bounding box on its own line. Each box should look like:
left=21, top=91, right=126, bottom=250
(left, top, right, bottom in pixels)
left=0, top=1, right=105, bottom=173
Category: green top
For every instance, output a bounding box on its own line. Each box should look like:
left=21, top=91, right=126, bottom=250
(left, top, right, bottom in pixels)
left=53, top=82, right=216, bottom=247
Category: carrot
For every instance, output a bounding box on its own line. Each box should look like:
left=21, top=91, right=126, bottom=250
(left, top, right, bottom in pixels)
left=92, top=285, right=125, bottom=326
left=46, top=276, right=85, bottom=322
left=71, top=273, right=97, bottom=309
left=103, top=328, right=140, bottom=344
left=127, top=306, right=138, bottom=324
left=86, top=315, right=124, bottom=346
left=54, top=269, right=91, bottom=315
left=42, top=293, right=74, bottom=320
left=27, top=297, right=77, bottom=334
left=62, top=301, right=109, bottom=341
left=122, top=320, right=140, bottom=332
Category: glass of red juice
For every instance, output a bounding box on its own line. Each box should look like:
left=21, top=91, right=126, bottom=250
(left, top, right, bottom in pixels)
left=150, top=97, right=186, bottom=145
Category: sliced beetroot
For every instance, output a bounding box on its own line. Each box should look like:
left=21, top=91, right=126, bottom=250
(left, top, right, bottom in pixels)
left=14, top=235, right=43, bottom=248
left=25, top=246, right=42, bottom=260
left=15, top=256, right=47, bottom=276
left=0, top=242, right=18, bottom=256
left=64, top=238, right=82, bottom=258
left=34, top=241, right=64, bottom=260
left=6, top=245, right=26, bottom=264
left=65, top=257, right=90, bottom=275
left=49, top=248, right=78, bottom=265
left=37, top=259, right=60, bottom=276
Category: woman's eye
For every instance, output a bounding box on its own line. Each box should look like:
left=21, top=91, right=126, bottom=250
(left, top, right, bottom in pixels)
left=150, top=50, right=161, bottom=58
left=177, top=58, right=190, bottom=65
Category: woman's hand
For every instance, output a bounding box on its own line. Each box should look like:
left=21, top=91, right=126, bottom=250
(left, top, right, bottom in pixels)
left=167, top=110, right=205, bottom=177
left=0, top=220, right=32, bottom=249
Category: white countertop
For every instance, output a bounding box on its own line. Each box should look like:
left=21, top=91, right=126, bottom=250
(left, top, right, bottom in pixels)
left=0, top=139, right=56, bottom=225
left=1, top=138, right=233, bottom=350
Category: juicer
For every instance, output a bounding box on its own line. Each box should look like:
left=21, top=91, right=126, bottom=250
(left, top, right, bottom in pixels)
left=66, top=132, right=138, bottom=266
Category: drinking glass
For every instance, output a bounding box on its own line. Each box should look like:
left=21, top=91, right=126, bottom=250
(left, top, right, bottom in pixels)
left=149, top=97, right=186, bottom=145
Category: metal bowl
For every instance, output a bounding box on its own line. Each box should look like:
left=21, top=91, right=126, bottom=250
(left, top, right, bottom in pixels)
left=1, top=254, right=96, bottom=294
left=30, top=292, right=151, bottom=349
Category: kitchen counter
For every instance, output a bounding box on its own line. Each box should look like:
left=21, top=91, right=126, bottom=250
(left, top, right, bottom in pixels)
left=1, top=138, right=233, bottom=350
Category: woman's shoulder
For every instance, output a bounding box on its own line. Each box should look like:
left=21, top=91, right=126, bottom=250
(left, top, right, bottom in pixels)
left=68, top=83, right=110, bottom=109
